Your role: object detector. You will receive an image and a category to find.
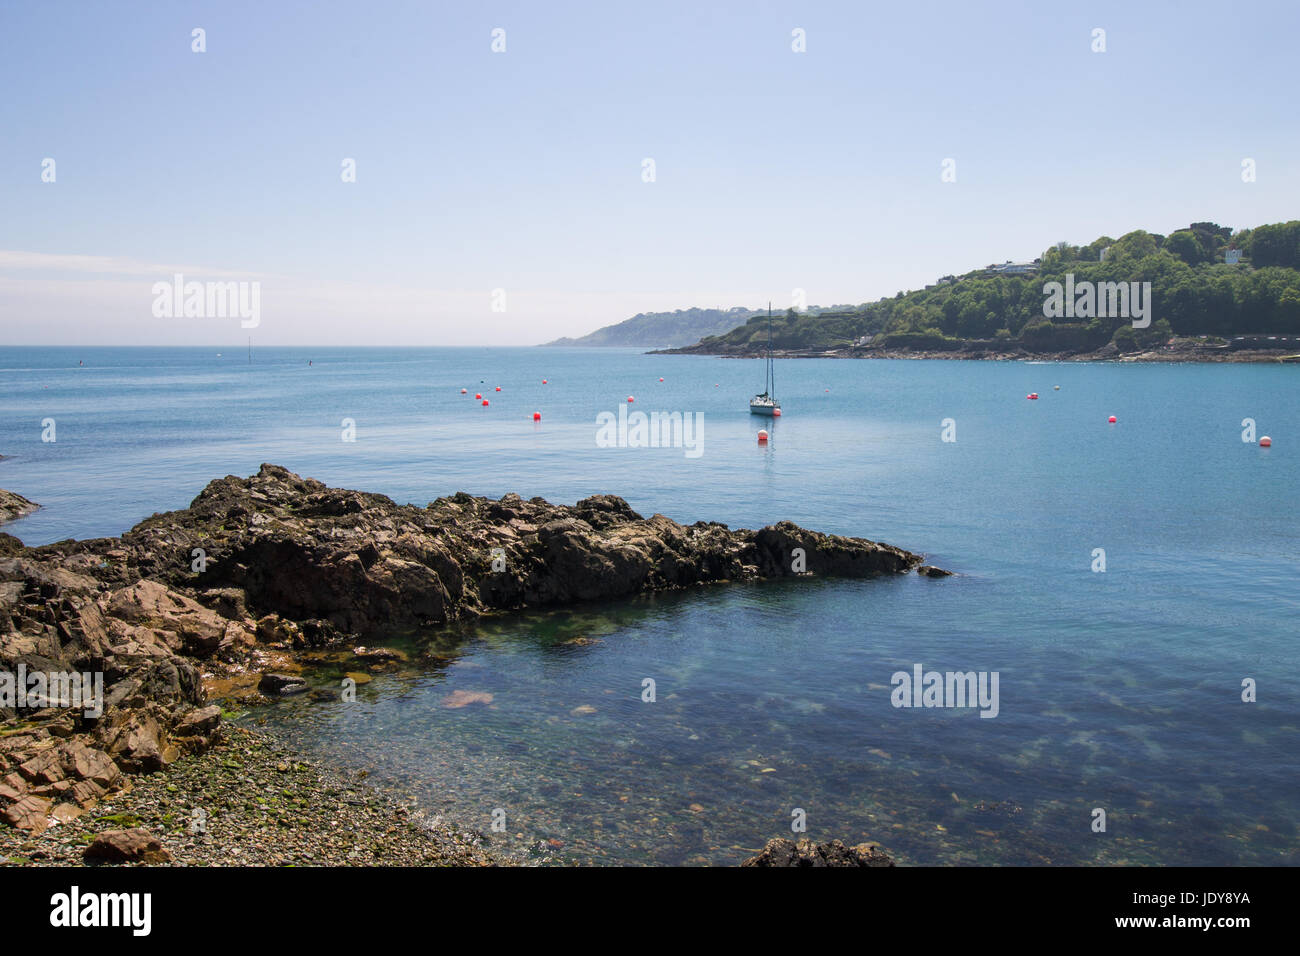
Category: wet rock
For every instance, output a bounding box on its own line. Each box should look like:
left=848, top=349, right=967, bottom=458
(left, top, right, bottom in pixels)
left=0, top=488, right=39, bottom=525
left=352, top=645, right=408, bottom=663
left=83, top=828, right=172, bottom=864
left=740, top=837, right=896, bottom=867
left=917, top=565, right=954, bottom=578
left=258, top=672, right=309, bottom=696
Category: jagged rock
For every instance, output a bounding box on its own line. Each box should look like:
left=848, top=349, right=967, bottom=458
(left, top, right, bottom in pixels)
left=57, top=740, right=120, bottom=789
left=104, top=580, right=229, bottom=657
left=97, top=709, right=177, bottom=773
left=2, top=794, right=52, bottom=833
left=740, top=837, right=896, bottom=867
left=173, top=704, right=221, bottom=739
left=83, top=828, right=172, bottom=863
left=119, top=464, right=923, bottom=637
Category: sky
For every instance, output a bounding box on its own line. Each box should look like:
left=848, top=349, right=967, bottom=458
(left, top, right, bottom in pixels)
left=1, top=0, right=1297, bottom=346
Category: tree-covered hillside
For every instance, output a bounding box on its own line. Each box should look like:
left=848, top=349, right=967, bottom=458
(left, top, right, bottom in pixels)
left=678, top=221, right=1300, bottom=355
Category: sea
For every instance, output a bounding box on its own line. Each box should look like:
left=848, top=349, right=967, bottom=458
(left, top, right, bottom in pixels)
left=1, top=345, right=1296, bottom=865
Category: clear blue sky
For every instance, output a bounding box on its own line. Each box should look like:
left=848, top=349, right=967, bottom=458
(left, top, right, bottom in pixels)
left=2, top=0, right=1297, bottom=345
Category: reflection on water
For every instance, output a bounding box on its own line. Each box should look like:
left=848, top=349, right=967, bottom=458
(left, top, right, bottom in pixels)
left=243, top=579, right=1298, bottom=866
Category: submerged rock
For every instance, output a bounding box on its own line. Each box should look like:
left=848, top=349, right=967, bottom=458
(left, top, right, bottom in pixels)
left=741, top=837, right=895, bottom=867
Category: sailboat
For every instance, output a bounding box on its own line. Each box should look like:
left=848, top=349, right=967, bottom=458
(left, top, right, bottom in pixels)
left=749, top=303, right=780, bottom=416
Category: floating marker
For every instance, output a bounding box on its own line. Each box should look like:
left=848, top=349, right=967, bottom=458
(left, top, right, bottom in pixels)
left=658, top=377, right=664, bottom=382
left=1054, top=385, right=1060, bottom=390
left=482, top=399, right=490, bottom=406
left=1260, top=435, right=1272, bottom=447
left=460, top=388, right=467, bottom=394
left=1108, top=415, right=1117, bottom=423
left=773, top=408, right=782, bottom=417
left=757, top=429, right=769, bottom=443
left=1027, top=393, right=1038, bottom=400
left=475, top=393, right=482, bottom=399
left=533, top=411, right=541, bottom=421
left=542, top=379, right=548, bottom=384
left=495, top=386, right=501, bottom=392
left=627, top=396, right=634, bottom=403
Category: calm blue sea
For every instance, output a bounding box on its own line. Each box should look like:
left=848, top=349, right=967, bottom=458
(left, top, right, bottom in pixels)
left=1, top=346, right=1296, bottom=865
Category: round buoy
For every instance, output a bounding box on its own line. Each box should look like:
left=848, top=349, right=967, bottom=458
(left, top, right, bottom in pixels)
left=773, top=408, right=782, bottom=417
left=542, top=379, right=548, bottom=384
left=1260, top=436, right=1272, bottom=447
left=533, top=411, right=541, bottom=421
left=658, top=377, right=664, bottom=382
left=1108, top=415, right=1117, bottom=423
left=1027, top=393, right=1038, bottom=400
left=757, top=430, right=769, bottom=443
left=627, top=396, right=634, bottom=403
left=495, top=386, right=501, bottom=392
left=714, top=383, right=719, bottom=387
left=460, top=388, right=467, bottom=394
left=1054, top=385, right=1060, bottom=390
left=482, top=399, right=490, bottom=406
left=475, top=393, right=482, bottom=399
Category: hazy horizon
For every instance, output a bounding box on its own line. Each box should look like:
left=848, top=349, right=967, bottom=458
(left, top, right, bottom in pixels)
left=3, top=0, right=1298, bottom=346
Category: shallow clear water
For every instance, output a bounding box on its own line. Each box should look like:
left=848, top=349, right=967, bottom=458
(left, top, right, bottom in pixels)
left=1, top=346, right=1296, bottom=864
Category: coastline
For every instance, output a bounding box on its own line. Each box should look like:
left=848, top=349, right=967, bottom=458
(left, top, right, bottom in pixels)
left=1, top=466, right=927, bottom=865
left=650, top=344, right=1300, bottom=363
left=0, top=724, right=508, bottom=867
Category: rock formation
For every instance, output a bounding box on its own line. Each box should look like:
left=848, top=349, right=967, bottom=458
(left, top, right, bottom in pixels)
left=1, top=464, right=940, bottom=835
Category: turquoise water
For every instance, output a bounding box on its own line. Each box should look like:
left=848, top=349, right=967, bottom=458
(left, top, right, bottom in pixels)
left=1, top=346, right=1297, bottom=864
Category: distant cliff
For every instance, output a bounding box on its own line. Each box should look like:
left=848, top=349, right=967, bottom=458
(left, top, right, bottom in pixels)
left=542, top=307, right=759, bottom=347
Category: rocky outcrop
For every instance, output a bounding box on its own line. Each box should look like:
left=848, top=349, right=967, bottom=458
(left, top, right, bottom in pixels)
left=1, top=465, right=939, bottom=835
left=0, top=489, right=38, bottom=526
left=741, top=837, right=896, bottom=867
